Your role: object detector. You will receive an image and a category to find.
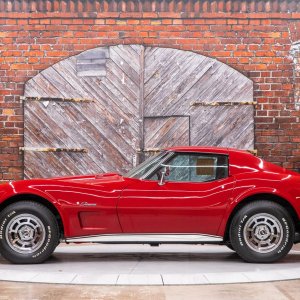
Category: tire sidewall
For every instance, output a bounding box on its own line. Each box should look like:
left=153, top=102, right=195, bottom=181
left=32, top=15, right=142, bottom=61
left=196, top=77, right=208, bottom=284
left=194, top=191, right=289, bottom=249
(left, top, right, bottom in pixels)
left=0, top=202, right=58, bottom=263
left=230, top=203, right=294, bottom=262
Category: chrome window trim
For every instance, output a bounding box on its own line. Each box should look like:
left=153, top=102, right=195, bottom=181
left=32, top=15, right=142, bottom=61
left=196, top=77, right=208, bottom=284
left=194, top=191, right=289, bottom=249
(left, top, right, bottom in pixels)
left=141, top=151, right=174, bottom=180
left=144, top=152, right=229, bottom=182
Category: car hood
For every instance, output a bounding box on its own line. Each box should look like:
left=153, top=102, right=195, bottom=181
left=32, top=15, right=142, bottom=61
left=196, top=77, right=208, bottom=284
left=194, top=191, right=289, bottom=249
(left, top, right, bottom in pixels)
left=1, top=173, right=131, bottom=194
left=0, top=173, right=136, bottom=205
left=49, top=173, right=126, bottom=185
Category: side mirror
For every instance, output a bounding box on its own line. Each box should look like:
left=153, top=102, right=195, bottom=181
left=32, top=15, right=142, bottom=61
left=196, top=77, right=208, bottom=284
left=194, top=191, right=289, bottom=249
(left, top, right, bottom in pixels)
left=158, top=166, right=170, bottom=186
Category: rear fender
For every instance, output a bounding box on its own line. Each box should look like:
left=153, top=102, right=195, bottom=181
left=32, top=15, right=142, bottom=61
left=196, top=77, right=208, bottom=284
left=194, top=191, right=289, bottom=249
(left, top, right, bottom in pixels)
left=217, top=187, right=298, bottom=237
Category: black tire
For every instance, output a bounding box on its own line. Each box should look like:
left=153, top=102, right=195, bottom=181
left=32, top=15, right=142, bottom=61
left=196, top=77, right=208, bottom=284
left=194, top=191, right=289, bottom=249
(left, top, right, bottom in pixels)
left=230, top=201, right=294, bottom=263
left=226, top=243, right=235, bottom=251
left=0, top=201, right=60, bottom=264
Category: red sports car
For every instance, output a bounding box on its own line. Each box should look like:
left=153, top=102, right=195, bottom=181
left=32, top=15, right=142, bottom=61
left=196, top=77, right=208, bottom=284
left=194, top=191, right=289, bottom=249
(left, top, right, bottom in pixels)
left=0, top=146, right=299, bottom=264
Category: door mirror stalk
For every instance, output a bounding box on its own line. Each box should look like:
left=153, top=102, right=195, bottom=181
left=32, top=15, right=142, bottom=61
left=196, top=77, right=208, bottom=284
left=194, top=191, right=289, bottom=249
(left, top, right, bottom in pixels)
left=158, top=171, right=166, bottom=186
left=158, top=166, right=170, bottom=186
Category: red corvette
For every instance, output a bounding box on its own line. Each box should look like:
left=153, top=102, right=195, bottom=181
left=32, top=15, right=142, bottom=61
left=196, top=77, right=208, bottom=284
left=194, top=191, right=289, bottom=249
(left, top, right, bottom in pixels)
left=0, top=146, right=300, bottom=264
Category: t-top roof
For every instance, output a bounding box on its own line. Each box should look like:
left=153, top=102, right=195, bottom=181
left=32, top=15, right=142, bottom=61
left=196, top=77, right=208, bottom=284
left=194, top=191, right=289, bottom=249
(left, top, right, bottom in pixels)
left=165, top=146, right=250, bottom=156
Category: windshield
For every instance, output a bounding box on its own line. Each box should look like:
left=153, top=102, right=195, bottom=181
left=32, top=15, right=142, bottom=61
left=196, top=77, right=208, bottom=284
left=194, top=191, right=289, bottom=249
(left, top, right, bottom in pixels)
left=125, top=151, right=170, bottom=179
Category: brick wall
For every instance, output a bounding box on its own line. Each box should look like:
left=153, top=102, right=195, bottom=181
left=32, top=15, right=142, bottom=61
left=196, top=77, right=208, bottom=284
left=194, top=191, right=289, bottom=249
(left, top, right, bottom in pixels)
left=1, top=5, right=300, bottom=181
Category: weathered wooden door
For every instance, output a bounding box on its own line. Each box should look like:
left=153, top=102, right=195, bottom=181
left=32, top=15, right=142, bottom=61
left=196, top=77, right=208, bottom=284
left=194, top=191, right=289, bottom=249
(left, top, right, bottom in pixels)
left=23, top=45, right=253, bottom=179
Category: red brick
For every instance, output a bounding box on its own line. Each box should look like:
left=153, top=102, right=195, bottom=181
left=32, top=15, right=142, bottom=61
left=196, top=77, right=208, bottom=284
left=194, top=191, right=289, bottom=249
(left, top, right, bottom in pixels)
left=142, top=12, right=158, bottom=18
left=0, top=11, right=299, bottom=180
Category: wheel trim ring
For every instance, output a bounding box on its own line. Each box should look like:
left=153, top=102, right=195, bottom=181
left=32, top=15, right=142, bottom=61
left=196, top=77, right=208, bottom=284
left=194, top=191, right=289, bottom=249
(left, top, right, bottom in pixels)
left=5, top=213, right=46, bottom=254
left=243, top=213, right=283, bottom=254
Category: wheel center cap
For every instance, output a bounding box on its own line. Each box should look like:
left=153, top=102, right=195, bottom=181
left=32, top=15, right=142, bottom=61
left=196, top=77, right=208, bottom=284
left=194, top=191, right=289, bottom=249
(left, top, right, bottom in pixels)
left=19, top=226, right=34, bottom=241
left=255, top=225, right=270, bottom=240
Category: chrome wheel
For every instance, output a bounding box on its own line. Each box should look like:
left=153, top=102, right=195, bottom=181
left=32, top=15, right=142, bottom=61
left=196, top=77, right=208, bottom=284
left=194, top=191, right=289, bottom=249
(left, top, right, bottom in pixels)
left=5, top=213, right=46, bottom=254
left=243, top=213, right=283, bottom=253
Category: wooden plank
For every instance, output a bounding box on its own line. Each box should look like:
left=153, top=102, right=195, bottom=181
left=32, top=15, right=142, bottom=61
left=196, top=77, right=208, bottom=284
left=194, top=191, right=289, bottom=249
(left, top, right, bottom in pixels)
left=86, top=77, right=140, bottom=131
left=109, top=47, right=140, bottom=87
left=138, top=46, right=145, bottom=164
left=181, top=62, right=253, bottom=104
left=144, top=117, right=190, bottom=149
left=145, top=47, right=200, bottom=99
left=24, top=152, right=98, bottom=179
left=144, top=47, right=253, bottom=117
left=25, top=98, right=135, bottom=176
left=110, top=45, right=141, bottom=77
left=24, top=102, right=78, bottom=147
left=144, top=47, right=171, bottom=85
left=23, top=45, right=255, bottom=179
left=24, top=103, right=112, bottom=176
left=144, top=48, right=215, bottom=116
left=24, top=45, right=143, bottom=178
left=190, top=105, right=255, bottom=150
left=143, top=46, right=254, bottom=154
left=25, top=74, right=63, bottom=98
left=64, top=55, right=140, bottom=116
left=52, top=57, right=96, bottom=99
left=105, top=59, right=139, bottom=101
left=41, top=68, right=80, bottom=98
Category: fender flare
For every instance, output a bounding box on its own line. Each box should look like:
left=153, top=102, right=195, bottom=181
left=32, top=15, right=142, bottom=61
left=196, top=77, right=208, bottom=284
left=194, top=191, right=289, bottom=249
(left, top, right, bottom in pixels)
left=0, top=183, right=66, bottom=234
left=217, top=187, right=298, bottom=237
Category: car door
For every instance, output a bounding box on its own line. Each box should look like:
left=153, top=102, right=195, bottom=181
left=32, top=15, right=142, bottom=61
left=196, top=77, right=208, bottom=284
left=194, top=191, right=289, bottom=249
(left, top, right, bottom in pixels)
left=118, top=152, right=235, bottom=235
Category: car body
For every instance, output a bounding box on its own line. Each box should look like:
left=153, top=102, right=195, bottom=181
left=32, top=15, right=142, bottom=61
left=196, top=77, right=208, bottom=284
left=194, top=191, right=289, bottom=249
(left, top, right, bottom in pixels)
left=0, top=146, right=300, bottom=264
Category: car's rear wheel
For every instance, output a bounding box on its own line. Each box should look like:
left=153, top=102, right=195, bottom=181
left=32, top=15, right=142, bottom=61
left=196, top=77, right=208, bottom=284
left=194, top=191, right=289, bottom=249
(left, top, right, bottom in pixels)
left=0, top=201, right=60, bottom=264
left=230, top=201, right=294, bottom=263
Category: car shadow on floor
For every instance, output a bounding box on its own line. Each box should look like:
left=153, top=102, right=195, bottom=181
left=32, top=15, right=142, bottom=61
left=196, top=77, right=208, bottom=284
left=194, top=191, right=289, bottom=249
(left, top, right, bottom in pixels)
left=41, top=250, right=300, bottom=265
left=0, top=250, right=238, bottom=264
left=0, top=248, right=300, bottom=265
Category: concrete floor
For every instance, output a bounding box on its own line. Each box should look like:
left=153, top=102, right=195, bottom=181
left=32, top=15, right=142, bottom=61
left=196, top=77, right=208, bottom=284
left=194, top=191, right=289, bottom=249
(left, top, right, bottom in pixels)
left=1, top=243, right=300, bottom=285
left=0, top=280, right=300, bottom=300
left=1, top=244, right=300, bottom=299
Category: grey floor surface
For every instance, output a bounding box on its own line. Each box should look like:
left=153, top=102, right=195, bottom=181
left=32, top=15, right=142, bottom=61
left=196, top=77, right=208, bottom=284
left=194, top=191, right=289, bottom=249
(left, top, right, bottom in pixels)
left=0, top=243, right=300, bottom=285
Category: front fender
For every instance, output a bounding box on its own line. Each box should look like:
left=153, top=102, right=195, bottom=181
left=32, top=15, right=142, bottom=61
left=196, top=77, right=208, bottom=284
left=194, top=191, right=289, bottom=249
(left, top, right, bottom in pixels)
left=0, top=181, right=66, bottom=231
left=0, top=181, right=60, bottom=207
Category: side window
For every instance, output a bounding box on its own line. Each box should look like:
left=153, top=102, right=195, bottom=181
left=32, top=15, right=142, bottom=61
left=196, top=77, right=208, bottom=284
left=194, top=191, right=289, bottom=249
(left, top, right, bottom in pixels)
left=149, top=153, right=228, bottom=183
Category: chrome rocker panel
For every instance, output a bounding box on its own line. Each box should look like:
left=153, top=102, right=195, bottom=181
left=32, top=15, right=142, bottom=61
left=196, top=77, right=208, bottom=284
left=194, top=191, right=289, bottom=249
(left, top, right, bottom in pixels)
left=65, top=234, right=223, bottom=244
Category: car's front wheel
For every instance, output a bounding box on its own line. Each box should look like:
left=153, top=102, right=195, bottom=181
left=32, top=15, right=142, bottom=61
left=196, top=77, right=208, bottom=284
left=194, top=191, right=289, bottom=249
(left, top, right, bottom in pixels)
left=0, top=201, right=60, bottom=264
left=230, top=201, right=294, bottom=263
